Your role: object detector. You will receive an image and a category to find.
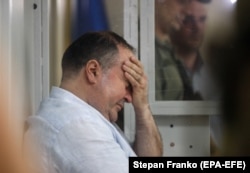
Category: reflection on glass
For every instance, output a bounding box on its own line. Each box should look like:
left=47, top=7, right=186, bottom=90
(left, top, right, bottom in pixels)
left=155, top=0, right=214, bottom=101
left=155, top=0, right=188, bottom=100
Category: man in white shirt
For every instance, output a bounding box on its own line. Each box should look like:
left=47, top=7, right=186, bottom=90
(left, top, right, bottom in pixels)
left=24, top=31, right=163, bottom=173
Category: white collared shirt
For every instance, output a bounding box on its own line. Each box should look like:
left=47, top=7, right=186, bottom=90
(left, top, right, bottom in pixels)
left=24, top=86, right=136, bottom=173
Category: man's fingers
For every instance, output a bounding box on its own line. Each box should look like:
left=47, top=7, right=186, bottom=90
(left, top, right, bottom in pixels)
left=123, top=64, right=141, bottom=84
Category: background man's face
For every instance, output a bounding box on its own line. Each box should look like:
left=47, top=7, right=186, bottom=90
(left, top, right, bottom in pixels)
left=174, top=0, right=208, bottom=50
left=155, top=0, right=190, bottom=33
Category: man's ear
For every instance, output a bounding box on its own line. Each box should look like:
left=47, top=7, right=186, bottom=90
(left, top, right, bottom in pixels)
left=85, top=59, right=101, bottom=84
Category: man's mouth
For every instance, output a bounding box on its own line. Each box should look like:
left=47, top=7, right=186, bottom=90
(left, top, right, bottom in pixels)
left=117, top=103, right=124, bottom=111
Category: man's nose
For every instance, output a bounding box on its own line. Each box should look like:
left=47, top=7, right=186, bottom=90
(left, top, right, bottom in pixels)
left=124, top=90, right=132, bottom=103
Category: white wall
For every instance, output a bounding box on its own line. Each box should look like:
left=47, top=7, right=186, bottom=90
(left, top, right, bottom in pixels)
left=0, top=0, right=50, bottom=135
left=0, top=0, right=28, bottom=141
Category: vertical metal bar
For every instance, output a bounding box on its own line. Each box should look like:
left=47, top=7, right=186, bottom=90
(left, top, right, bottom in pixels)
left=41, top=0, right=50, bottom=99
left=32, top=0, right=50, bottom=113
left=123, top=0, right=138, bottom=143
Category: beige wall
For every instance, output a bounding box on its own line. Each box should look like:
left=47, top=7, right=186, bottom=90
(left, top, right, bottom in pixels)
left=104, top=0, right=124, bottom=36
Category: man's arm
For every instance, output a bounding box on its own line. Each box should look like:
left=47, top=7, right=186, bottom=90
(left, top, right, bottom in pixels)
left=123, top=56, right=163, bottom=156
left=133, top=104, right=163, bottom=156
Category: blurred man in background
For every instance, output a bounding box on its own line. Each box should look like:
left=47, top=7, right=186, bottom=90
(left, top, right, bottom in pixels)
left=170, top=0, right=211, bottom=100
left=170, top=0, right=221, bottom=156
left=155, top=0, right=212, bottom=100
left=155, top=0, right=189, bottom=100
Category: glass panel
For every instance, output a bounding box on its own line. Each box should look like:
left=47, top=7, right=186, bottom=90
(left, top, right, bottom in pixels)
left=154, top=0, right=235, bottom=101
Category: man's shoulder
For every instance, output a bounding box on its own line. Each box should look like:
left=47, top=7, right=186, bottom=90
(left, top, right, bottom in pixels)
left=31, top=92, right=115, bottom=132
left=155, top=38, right=173, bottom=50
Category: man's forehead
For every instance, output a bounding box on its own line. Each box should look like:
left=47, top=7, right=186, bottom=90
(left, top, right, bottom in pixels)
left=185, top=1, right=207, bottom=16
left=118, top=46, right=135, bottom=60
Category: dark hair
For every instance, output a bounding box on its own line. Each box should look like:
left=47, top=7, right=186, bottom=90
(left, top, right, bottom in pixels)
left=61, top=31, right=135, bottom=79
